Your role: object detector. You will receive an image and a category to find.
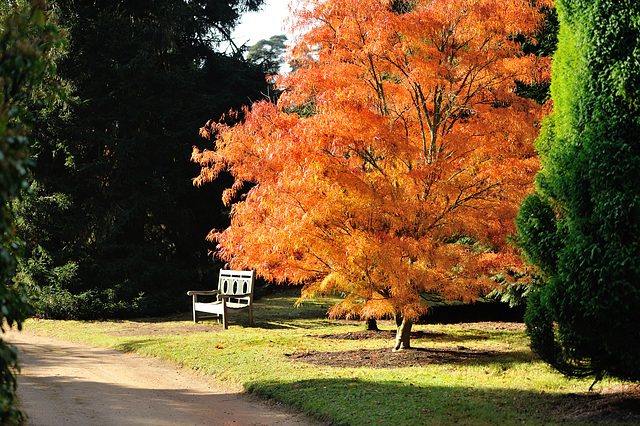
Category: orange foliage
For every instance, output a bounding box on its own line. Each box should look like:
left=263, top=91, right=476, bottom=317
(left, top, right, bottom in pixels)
left=192, top=0, right=551, bottom=323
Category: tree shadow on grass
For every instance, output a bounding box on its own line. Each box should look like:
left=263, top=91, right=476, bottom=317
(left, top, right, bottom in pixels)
left=251, top=378, right=640, bottom=425
left=115, top=339, right=163, bottom=353
left=256, top=320, right=337, bottom=330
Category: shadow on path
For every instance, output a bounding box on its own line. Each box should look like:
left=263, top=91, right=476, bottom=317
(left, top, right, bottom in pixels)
left=6, top=330, right=320, bottom=426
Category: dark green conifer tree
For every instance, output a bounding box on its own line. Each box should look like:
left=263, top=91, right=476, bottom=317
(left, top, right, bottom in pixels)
left=15, top=0, right=269, bottom=318
left=516, top=0, right=640, bottom=382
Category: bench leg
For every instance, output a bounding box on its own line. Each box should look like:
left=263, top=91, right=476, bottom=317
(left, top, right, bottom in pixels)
left=222, top=298, right=228, bottom=330
left=192, top=295, right=198, bottom=324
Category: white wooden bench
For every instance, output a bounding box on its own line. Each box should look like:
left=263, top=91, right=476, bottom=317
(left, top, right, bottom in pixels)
left=187, top=269, right=254, bottom=329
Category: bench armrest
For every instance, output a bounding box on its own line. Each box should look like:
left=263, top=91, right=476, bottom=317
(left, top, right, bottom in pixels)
left=187, top=290, right=220, bottom=296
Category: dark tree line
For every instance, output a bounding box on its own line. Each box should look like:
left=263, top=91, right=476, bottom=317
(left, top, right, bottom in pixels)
left=14, top=0, right=273, bottom=318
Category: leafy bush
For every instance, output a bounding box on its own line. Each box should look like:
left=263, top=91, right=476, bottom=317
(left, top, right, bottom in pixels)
left=517, top=0, right=640, bottom=382
left=0, top=1, right=64, bottom=422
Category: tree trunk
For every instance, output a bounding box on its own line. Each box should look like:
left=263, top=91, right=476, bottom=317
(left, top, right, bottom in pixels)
left=365, top=318, right=379, bottom=331
left=393, top=314, right=412, bottom=352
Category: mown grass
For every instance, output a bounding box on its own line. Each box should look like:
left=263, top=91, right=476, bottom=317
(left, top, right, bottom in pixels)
left=20, top=288, right=623, bottom=425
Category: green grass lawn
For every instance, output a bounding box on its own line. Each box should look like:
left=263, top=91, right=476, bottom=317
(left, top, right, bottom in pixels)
left=18, top=289, right=626, bottom=425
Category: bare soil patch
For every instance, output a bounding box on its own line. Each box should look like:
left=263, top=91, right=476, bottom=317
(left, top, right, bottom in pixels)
left=299, top=325, right=500, bottom=368
left=105, top=313, right=219, bottom=336
left=311, top=329, right=445, bottom=341
left=289, top=346, right=496, bottom=369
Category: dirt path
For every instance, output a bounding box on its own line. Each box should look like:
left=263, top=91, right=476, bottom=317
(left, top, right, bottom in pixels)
left=6, top=330, right=321, bottom=426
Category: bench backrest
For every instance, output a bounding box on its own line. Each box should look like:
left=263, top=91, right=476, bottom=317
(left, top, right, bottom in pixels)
left=218, top=269, right=254, bottom=301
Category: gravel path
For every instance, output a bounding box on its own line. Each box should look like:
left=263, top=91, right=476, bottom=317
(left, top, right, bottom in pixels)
left=6, top=330, right=320, bottom=426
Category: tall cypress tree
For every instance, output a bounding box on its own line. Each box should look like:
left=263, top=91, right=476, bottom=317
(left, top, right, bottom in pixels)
left=15, top=0, right=269, bottom=318
left=516, top=0, right=640, bottom=382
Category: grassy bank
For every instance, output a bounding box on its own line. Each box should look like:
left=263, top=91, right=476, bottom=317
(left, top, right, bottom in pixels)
left=19, top=289, right=624, bottom=425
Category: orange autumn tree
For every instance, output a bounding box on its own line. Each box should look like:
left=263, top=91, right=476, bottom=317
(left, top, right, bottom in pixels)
left=193, top=0, right=550, bottom=350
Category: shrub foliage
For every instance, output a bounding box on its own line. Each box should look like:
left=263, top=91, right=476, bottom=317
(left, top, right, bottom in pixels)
left=516, top=0, right=640, bottom=382
left=0, top=1, right=62, bottom=422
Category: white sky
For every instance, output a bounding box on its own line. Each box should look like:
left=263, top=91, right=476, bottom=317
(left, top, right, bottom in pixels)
left=232, top=0, right=293, bottom=47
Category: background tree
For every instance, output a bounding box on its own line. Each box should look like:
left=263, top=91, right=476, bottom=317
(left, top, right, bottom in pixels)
left=194, top=0, right=550, bottom=350
left=14, top=0, right=270, bottom=318
left=247, top=34, right=288, bottom=76
left=0, top=1, right=62, bottom=421
left=516, top=0, right=640, bottom=383
left=514, top=5, right=558, bottom=105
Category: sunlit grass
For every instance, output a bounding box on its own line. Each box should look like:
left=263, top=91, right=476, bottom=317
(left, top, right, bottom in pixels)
left=21, top=288, right=622, bottom=425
